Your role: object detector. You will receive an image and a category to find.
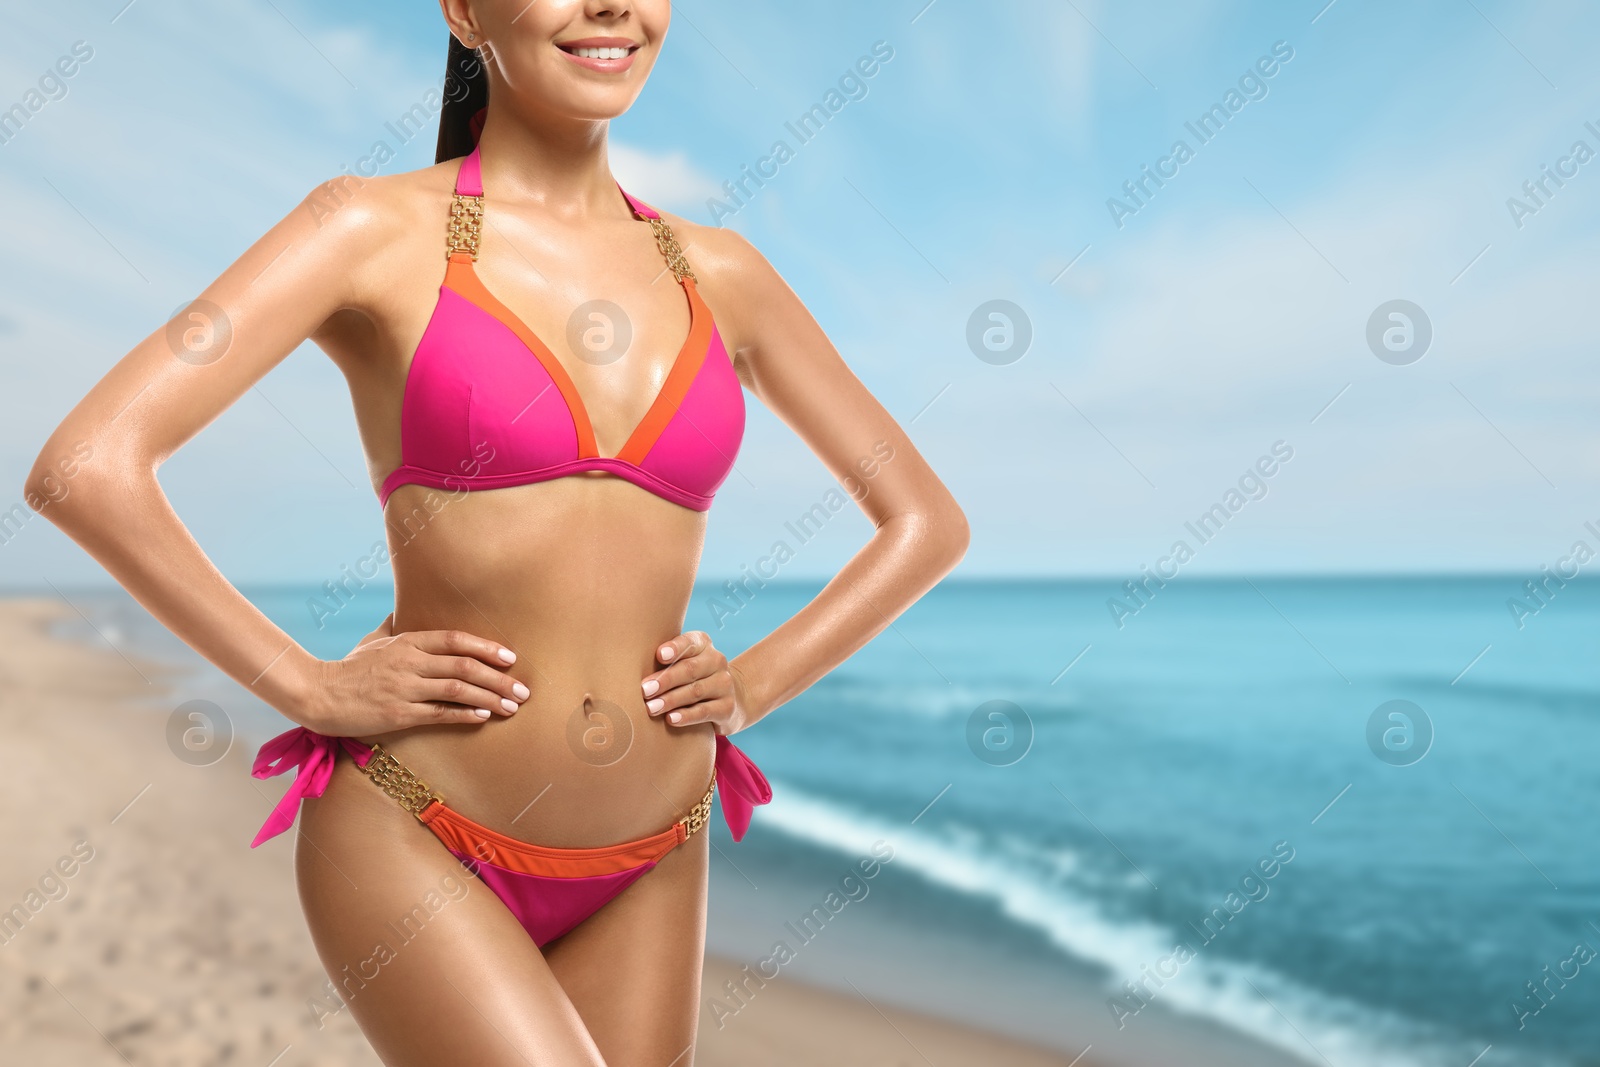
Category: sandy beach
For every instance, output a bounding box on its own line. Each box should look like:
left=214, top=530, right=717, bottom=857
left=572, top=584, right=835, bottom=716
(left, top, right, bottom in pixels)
left=0, top=596, right=1090, bottom=1066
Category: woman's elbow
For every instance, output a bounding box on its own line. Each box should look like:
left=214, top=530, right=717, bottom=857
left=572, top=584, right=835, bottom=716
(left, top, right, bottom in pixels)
left=23, top=435, right=108, bottom=526
left=894, top=496, right=969, bottom=569
left=940, top=500, right=971, bottom=566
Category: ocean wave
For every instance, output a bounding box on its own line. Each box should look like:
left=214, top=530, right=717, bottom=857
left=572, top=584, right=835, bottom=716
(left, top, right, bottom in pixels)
left=753, top=778, right=1571, bottom=1067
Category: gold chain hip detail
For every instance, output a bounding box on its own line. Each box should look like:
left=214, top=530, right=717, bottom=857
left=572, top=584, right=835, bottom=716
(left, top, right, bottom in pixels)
left=360, top=743, right=444, bottom=815
left=682, top=768, right=716, bottom=840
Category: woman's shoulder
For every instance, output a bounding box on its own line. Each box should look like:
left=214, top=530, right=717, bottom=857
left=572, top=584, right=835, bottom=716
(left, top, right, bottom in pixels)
left=264, top=158, right=470, bottom=321
left=295, top=157, right=464, bottom=243
left=650, top=209, right=778, bottom=298
left=647, top=210, right=797, bottom=373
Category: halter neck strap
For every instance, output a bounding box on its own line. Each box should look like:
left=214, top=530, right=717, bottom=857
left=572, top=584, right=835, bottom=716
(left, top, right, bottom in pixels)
left=454, top=143, right=484, bottom=197
left=618, top=185, right=661, bottom=220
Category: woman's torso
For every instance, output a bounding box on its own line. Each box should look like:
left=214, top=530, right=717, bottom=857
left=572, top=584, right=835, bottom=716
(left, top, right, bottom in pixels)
left=312, top=153, right=735, bottom=847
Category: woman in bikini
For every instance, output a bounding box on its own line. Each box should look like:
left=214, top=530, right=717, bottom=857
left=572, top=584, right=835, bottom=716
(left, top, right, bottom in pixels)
left=25, top=2, right=968, bottom=1063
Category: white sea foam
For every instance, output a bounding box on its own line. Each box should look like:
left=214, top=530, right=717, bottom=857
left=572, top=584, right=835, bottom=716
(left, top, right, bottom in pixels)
left=752, top=778, right=1571, bottom=1067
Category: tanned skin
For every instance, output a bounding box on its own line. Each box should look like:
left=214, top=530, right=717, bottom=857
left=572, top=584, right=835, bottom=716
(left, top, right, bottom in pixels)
left=25, top=1, right=968, bottom=1062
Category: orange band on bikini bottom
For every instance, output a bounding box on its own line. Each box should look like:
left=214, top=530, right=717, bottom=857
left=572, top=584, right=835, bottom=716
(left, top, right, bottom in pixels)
left=418, top=799, right=687, bottom=879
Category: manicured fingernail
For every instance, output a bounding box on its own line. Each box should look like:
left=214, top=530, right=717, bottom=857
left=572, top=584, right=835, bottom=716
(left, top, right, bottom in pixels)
left=658, top=644, right=674, bottom=661
left=512, top=682, right=530, bottom=700
left=501, top=698, right=518, bottom=713
left=474, top=708, right=492, bottom=719
left=647, top=698, right=664, bottom=713
left=642, top=678, right=659, bottom=697
left=667, top=711, right=681, bottom=724
left=498, top=648, right=516, bottom=663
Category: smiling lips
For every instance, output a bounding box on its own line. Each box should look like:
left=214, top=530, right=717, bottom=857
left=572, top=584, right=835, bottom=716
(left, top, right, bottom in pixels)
left=555, top=36, right=641, bottom=73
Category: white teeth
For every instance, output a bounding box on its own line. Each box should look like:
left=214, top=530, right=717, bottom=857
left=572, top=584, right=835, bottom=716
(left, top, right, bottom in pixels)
left=570, top=46, right=629, bottom=60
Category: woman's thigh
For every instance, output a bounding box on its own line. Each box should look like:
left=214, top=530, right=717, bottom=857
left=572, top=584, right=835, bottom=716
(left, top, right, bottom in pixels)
left=544, top=830, right=710, bottom=1067
left=295, top=757, right=606, bottom=1067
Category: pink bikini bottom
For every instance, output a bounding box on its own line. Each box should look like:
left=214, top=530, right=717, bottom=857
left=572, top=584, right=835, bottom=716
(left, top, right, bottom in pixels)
left=250, top=727, right=772, bottom=947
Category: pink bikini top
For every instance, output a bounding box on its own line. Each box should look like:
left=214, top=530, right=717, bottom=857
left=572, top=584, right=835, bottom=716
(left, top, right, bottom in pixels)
left=377, top=145, right=744, bottom=511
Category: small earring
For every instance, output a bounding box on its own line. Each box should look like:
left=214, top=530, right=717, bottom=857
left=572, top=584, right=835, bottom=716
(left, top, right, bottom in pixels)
left=468, top=33, right=476, bottom=41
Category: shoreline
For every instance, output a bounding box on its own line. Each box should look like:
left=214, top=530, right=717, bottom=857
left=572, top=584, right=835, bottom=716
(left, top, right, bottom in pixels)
left=0, top=595, right=1092, bottom=1065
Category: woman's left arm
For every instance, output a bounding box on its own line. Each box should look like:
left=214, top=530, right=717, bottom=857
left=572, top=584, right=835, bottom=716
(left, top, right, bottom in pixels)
left=643, top=224, right=970, bottom=734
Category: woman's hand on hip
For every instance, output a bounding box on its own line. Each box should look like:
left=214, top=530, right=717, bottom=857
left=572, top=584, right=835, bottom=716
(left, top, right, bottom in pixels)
left=302, top=613, right=529, bottom=735
left=642, top=630, right=754, bottom=736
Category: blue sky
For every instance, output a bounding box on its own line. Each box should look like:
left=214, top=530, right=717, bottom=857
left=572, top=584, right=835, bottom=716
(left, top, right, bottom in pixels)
left=1, top=0, right=1595, bottom=584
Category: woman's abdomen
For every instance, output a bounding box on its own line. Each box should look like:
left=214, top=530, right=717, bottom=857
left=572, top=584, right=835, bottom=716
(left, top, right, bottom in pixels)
left=366, top=478, right=716, bottom=847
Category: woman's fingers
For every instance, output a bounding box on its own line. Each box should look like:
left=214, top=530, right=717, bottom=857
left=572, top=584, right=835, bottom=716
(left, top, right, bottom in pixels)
left=408, top=701, right=498, bottom=725
left=411, top=676, right=522, bottom=717
left=409, top=628, right=518, bottom=668
left=654, top=630, right=707, bottom=666
left=644, top=631, right=730, bottom=721
left=646, top=670, right=726, bottom=715
left=412, top=650, right=529, bottom=710
left=314, top=625, right=527, bottom=736
left=661, top=695, right=732, bottom=729
left=404, top=629, right=527, bottom=715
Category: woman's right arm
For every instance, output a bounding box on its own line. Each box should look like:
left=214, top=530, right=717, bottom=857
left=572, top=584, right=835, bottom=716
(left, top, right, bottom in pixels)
left=23, top=175, right=525, bottom=734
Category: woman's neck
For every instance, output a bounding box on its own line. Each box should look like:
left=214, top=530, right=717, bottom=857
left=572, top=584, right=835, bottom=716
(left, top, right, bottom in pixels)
left=472, top=111, right=626, bottom=222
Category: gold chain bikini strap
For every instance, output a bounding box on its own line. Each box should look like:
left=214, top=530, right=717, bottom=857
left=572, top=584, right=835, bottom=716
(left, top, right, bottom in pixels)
left=644, top=215, right=697, bottom=285
left=446, top=192, right=485, bottom=260
left=361, top=742, right=718, bottom=837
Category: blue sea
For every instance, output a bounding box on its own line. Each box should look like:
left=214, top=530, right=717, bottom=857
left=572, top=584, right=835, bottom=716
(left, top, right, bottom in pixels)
left=50, top=576, right=1600, bottom=1066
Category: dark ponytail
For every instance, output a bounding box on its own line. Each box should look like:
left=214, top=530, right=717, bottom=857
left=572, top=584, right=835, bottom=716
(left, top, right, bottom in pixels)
left=436, top=34, right=490, bottom=164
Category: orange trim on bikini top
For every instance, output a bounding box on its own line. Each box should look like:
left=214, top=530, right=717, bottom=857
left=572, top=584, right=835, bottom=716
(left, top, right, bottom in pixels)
left=440, top=252, right=717, bottom=467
